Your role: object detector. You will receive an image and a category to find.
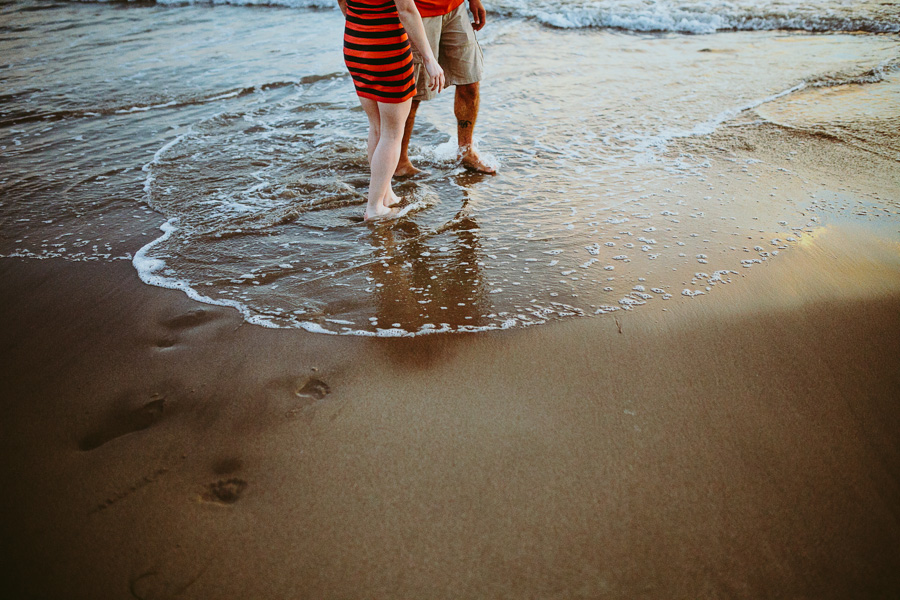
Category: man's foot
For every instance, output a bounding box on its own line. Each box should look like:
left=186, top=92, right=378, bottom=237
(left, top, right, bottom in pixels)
left=459, top=145, right=496, bottom=174
left=394, top=160, right=422, bottom=178
left=364, top=204, right=399, bottom=222
left=383, top=189, right=401, bottom=208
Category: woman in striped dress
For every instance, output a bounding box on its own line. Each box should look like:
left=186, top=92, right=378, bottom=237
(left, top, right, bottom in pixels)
left=338, top=0, right=445, bottom=220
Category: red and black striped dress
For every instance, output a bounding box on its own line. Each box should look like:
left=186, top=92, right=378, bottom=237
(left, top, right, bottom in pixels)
left=343, top=0, right=416, bottom=103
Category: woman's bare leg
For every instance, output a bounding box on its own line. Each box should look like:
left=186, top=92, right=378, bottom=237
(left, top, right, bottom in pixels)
left=384, top=188, right=401, bottom=207
left=360, top=97, right=411, bottom=220
left=361, top=98, right=402, bottom=209
left=361, top=97, right=381, bottom=161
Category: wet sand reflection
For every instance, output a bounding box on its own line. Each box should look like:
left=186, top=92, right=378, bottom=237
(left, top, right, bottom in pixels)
left=367, top=194, right=486, bottom=336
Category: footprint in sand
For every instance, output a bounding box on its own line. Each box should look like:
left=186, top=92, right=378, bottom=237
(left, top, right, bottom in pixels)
left=78, top=391, right=169, bottom=451
left=263, top=375, right=332, bottom=421
left=163, top=308, right=218, bottom=330
left=203, top=478, right=248, bottom=504
left=155, top=337, right=177, bottom=349
left=155, top=308, right=221, bottom=349
left=286, top=378, right=331, bottom=420
left=296, top=378, right=330, bottom=400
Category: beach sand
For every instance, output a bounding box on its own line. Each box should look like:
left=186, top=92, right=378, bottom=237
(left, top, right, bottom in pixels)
left=3, top=207, right=899, bottom=598
left=3, top=2, right=900, bottom=596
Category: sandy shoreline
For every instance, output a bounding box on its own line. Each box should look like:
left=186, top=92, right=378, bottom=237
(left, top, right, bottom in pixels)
left=2, top=1, right=900, bottom=596
left=2, top=217, right=899, bottom=598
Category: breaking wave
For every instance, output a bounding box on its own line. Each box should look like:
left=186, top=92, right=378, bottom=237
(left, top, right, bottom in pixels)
left=72, top=0, right=900, bottom=34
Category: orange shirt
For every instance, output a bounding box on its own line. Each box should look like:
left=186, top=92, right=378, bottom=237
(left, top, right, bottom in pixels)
left=415, top=0, right=465, bottom=18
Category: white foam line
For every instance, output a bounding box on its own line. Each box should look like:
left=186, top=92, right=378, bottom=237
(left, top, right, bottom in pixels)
left=688, top=82, right=807, bottom=138
left=131, top=221, right=571, bottom=337
left=131, top=224, right=554, bottom=336
left=207, top=89, right=246, bottom=102
left=131, top=219, right=325, bottom=329
left=133, top=127, right=290, bottom=329
left=131, top=227, right=601, bottom=335
left=142, top=128, right=194, bottom=196
left=634, top=81, right=807, bottom=155
left=132, top=219, right=280, bottom=323
left=305, top=316, right=550, bottom=337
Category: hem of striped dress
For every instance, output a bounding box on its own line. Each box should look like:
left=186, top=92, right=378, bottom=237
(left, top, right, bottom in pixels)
left=355, top=90, right=416, bottom=103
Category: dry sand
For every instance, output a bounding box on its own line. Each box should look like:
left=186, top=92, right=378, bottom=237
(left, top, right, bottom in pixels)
left=2, top=213, right=899, bottom=598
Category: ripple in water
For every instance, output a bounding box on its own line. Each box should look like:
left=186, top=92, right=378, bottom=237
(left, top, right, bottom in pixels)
left=137, top=73, right=816, bottom=335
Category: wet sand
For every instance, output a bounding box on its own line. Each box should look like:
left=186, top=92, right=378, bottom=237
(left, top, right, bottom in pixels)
left=2, top=214, right=899, bottom=598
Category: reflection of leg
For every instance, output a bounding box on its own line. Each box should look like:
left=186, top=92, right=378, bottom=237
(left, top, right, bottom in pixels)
left=455, top=83, right=496, bottom=174
left=395, top=99, right=422, bottom=177
left=362, top=97, right=411, bottom=220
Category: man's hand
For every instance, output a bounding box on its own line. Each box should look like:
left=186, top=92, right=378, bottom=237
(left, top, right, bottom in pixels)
left=469, top=0, right=487, bottom=31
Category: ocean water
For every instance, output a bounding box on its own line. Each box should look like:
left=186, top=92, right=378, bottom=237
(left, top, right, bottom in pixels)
left=1, top=0, right=898, bottom=335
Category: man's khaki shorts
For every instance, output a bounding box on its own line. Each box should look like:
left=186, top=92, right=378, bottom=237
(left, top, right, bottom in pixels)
left=410, top=3, right=485, bottom=101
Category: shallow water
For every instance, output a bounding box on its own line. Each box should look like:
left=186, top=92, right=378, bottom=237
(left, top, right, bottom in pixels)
left=1, top=0, right=898, bottom=334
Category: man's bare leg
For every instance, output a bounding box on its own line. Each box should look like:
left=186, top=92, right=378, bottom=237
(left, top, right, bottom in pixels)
left=455, top=82, right=496, bottom=174
left=394, top=99, right=422, bottom=177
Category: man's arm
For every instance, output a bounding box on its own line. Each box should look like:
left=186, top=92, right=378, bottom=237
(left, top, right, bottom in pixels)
left=336, top=0, right=347, bottom=16
left=469, top=0, right=486, bottom=31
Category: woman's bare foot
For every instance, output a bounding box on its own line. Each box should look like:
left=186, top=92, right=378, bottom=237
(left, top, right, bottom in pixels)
left=459, top=145, right=496, bottom=174
left=383, top=188, right=401, bottom=208
left=364, top=204, right=399, bottom=222
left=394, top=160, right=422, bottom=177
